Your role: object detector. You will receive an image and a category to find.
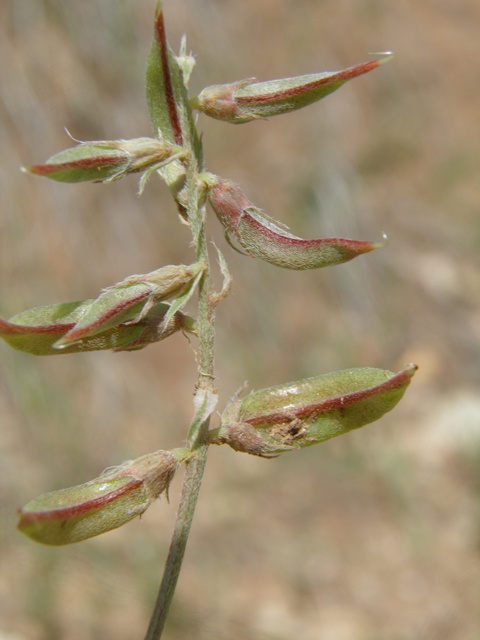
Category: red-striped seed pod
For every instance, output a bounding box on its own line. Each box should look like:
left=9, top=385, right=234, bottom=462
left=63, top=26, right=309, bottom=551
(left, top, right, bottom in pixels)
left=0, top=300, right=195, bottom=356
left=24, top=137, right=185, bottom=184
left=210, top=366, right=416, bottom=458
left=18, top=449, right=189, bottom=545
left=208, top=178, right=385, bottom=270
left=54, top=262, right=202, bottom=349
left=0, top=263, right=201, bottom=355
left=191, top=54, right=394, bottom=124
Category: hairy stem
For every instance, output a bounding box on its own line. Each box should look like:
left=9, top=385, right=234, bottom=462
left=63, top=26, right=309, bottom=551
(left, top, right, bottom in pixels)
left=145, top=151, right=215, bottom=639
left=144, top=443, right=208, bottom=640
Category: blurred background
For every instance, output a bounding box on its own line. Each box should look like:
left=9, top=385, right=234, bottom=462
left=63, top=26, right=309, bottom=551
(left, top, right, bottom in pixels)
left=1, top=1, right=480, bottom=639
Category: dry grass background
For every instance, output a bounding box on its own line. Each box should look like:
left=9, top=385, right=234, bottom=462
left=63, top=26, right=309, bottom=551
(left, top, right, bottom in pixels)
left=1, top=1, right=480, bottom=639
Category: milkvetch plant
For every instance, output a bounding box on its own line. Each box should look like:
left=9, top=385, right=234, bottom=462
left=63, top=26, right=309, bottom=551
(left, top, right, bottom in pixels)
left=2, top=2, right=414, bottom=638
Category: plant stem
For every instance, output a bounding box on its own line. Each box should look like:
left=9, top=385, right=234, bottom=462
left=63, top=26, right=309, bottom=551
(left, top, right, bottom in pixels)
left=144, top=235, right=214, bottom=639
left=144, top=442, right=208, bottom=640
left=145, top=151, right=216, bottom=636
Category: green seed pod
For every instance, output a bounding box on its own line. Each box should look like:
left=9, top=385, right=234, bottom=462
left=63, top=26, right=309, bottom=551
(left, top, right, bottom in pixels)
left=208, top=178, right=384, bottom=270
left=24, top=137, right=184, bottom=184
left=55, top=262, right=202, bottom=348
left=191, top=55, right=394, bottom=124
left=210, top=366, right=416, bottom=457
left=18, top=449, right=189, bottom=546
left=0, top=300, right=196, bottom=356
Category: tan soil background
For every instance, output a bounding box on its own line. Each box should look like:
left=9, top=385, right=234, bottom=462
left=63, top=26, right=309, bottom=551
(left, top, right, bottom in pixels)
left=1, top=1, right=480, bottom=639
